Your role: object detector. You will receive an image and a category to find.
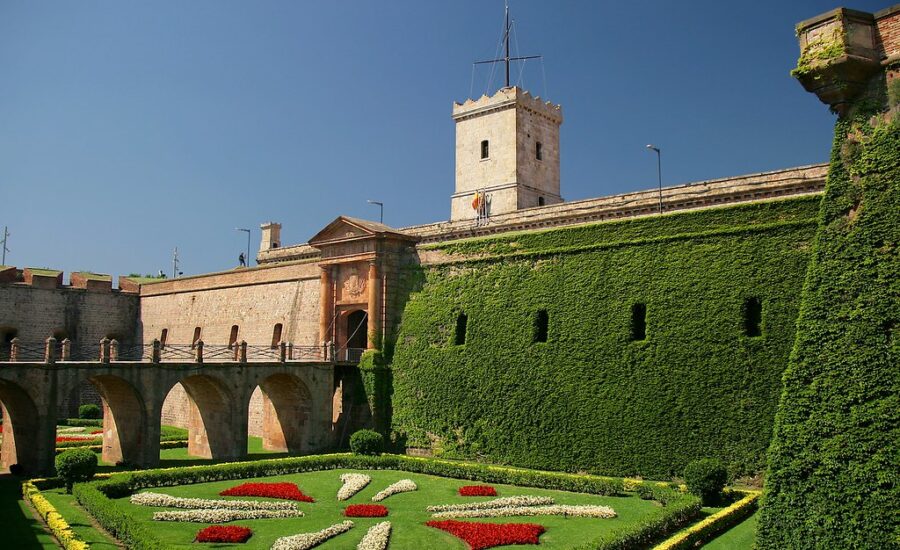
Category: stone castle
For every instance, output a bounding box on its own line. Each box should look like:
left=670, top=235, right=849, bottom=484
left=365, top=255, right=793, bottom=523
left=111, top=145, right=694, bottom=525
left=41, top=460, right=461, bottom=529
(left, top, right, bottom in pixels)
left=0, top=4, right=896, bottom=485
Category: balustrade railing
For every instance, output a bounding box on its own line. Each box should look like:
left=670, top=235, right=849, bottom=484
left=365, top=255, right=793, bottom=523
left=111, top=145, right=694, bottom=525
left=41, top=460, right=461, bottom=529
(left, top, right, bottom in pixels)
left=0, top=339, right=363, bottom=364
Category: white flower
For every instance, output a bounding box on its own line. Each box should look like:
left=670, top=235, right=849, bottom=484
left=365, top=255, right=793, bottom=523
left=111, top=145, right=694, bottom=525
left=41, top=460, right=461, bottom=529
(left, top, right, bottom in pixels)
left=153, top=508, right=302, bottom=523
left=271, top=520, right=354, bottom=550
left=131, top=491, right=298, bottom=511
left=357, top=521, right=391, bottom=550
left=371, top=480, right=417, bottom=502
left=431, top=504, right=617, bottom=519
left=337, top=473, right=371, bottom=501
left=426, top=495, right=554, bottom=512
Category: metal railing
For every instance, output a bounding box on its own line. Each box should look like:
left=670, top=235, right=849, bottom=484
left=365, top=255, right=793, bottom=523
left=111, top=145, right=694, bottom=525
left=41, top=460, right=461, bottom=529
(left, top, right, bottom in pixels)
left=0, top=339, right=366, bottom=364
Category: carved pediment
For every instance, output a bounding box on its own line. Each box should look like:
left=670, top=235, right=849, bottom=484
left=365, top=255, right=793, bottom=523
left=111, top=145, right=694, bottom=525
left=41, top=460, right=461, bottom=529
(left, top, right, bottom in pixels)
left=308, top=216, right=416, bottom=249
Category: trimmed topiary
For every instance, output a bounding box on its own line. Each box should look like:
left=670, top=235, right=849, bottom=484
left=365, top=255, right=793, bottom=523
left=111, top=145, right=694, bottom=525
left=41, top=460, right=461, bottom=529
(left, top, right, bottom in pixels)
left=683, top=458, right=727, bottom=505
left=78, top=404, right=101, bottom=419
left=55, top=448, right=98, bottom=493
left=350, top=429, right=384, bottom=455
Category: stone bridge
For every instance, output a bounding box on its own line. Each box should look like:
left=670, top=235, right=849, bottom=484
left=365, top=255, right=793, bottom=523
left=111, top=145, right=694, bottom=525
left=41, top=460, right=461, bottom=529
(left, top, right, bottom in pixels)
left=0, top=361, right=335, bottom=475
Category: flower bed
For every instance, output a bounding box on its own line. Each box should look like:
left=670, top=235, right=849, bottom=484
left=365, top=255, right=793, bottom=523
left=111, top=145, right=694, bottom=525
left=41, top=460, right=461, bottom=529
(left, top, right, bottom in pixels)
left=344, top=504, right=389, bottom=517
left=427, top=495, right=553, bottom=513
left=56, top=435, right=101, bottom=443
left=195, top=525, right=253, bottom=543
left=220, top=482, right=315, bottom=503
left=153, top=509, right=301, bottom=523
left=131, top=491, right=299, bottom=511
left=337, top=473, right=371, bottom=500
left=427, top=519, right=545, bottom=550
left=22, top=481, right=89, bottom=550
left=654, top=490, right=760, bottom=550
left=371, top=479, right=416, bottom=502
left=432, top=504, right=617, bottom=519
left=357, top=521, right=391, bottom=550
left=271, top=521, right=354, bottom=550
left=459, top=485, right=498, bottom=496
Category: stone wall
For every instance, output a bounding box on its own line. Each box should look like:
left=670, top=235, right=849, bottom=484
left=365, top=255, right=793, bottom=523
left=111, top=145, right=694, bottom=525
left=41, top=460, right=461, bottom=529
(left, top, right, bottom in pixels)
left=139, top=261, right=321, bottom=348
left=0, top=278, right=139, bottom=352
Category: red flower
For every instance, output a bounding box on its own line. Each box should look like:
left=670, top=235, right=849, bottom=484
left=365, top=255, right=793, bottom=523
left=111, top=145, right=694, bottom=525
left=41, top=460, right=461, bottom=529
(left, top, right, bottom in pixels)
left=195, top=525, right=252, bottom=543
left=90, top=430, right=103, bottom=435
left=458, top=485, right=498, bottom=497
left=220, top=482, right=314, bottom=503
left=344, top=504, right=389, bottom=517
left=426, top=520, right=545, bottom=550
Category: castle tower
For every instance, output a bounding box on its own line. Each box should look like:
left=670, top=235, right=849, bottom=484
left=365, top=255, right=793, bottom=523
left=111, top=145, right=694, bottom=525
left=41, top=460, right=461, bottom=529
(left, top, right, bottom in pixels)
left=259, top=222, right=281, bottom=252
left=451, top=87, right=563, bottom=221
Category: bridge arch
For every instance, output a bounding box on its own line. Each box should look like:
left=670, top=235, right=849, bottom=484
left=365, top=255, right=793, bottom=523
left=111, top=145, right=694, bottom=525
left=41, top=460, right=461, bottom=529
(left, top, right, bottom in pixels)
left=0, top=380, right=40, bottom=473
left=250, top=373, right=313, bottom=453
left=89, top=375, right=147, bottom=466
left=170, top=374, right=242, bottom=460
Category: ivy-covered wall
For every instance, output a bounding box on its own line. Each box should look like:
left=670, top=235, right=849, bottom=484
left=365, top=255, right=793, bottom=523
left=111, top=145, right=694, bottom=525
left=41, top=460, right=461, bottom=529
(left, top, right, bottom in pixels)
left=390, top=196, right=821, bottom=479
left=757, top=106, right=899, bottom=546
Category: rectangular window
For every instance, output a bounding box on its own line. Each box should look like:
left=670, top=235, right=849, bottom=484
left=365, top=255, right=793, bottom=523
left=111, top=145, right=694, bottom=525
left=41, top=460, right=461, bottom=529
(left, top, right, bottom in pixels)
left=271, top=323, right=283, bottom=348
left=481, top=140, right=489, bottom=159
left=455, top=313, right=468, bottom=345
left=533, top=310, right=549, bottom=343
left=536, top=141, right=543, bottom=160
left=631, top=304, right=647, bottom=341
left=159, top=329, right=168, bottom=348
left=743, top=298, right=762, bottom=337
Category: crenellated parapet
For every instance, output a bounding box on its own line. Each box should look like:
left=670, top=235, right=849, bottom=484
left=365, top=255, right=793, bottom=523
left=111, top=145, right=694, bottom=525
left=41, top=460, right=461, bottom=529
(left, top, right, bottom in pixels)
left=452, top=86, right=563, bottom=124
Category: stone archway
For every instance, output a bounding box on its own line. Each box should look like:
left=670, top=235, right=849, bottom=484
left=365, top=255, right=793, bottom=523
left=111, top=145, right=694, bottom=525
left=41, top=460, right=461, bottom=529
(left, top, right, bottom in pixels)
left=251, top=373, right=313, bottom=453
left=346, top=310, right=368, bottom=350
left=0, top=380, right=39, bottom=473
left=175, top=375, right=241, bottom=460
left=88, top=375, right=147, bottom=466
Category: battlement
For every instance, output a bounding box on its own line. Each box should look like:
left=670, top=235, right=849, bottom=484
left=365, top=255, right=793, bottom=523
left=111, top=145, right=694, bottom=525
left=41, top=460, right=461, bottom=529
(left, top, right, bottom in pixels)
left=452, top=86, right=563, bottom=124
left=0, top=267, right=148, bottom=293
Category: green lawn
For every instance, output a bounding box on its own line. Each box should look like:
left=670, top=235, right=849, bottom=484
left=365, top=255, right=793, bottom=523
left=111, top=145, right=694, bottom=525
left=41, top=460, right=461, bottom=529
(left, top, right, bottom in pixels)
left=115, top=469, right=660, bottom=549
left=41, top=488, right=120, bottom=549
left=0, top=475, right=57, bottom=550
left=703, top=510, right=758, bottom=549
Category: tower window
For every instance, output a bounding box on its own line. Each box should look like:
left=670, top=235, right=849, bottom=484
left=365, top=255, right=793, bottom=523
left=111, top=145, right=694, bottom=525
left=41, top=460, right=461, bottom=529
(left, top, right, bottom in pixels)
left=536, top=141, right=543, bottom=160
left=480, top=140, right=489, bottom=159
left=533, top=310, right=549, bottom=343
left=271, top=323, right=283, bottom=348
left=743, top=298, right=762, bottom=337
left=228, top=325, right=239, bottom=349
left=191, top=327, right=202, bottom=349
left=159, top=328, right=168, bottom=348
left=454, top=313, right=468, bottom=345
left=631, top=304, right=647, bottom=341
left=538, top=196, right=545, bottom=206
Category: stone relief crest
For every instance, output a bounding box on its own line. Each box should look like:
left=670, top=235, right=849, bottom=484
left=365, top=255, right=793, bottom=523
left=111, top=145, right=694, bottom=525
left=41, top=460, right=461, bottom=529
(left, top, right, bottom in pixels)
left=342, top=265, right=366, bottom=299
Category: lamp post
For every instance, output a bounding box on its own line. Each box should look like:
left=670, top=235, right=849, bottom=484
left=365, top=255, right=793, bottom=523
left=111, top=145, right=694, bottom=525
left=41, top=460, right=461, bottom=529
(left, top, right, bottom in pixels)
left=646, top=145, right=663, bottom=214
left=367, top=200, right=384, bottom=224
left=235, top=228, right=251, bottom=266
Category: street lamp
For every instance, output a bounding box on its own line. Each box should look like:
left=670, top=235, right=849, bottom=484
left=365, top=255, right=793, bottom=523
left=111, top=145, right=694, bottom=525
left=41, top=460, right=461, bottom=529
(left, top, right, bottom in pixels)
left=646, top=145, right=663, bottom=214
left=235, top=228, right=251, bottom=267
left=367, top=200, right=384, bottom=224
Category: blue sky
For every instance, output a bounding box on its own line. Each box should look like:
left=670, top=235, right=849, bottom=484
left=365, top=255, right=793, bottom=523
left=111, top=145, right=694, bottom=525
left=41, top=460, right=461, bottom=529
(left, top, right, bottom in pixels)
left=0, top=1, right=887, bottom=278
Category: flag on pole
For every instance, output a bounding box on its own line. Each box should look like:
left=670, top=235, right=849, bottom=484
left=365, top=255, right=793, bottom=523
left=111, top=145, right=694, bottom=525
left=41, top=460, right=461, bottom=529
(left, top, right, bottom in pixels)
left=472, top=192, right=481, bottom=211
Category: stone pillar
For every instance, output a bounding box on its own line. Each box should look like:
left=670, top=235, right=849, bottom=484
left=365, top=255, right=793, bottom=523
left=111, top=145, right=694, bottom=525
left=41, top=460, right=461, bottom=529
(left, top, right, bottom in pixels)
left=238, top=341, right=247, bottom=363
left=44, top=337, right=57, bottom=364
left=319, top=266, right=333, bottom=345
left=367, top=260, right=381, bottom=349
left=99, top=337, right=110, bottom=363
left=287, top=342, right=294, bottom=360
left=109, top=339, right=119, bottom=362
left=151, top=339, right=161, bottom=363
left=9, top=337, right=19, bottom=362
left=195, top=340, right=204, bottom=364
left=61, top=338, right=71, bottom=361
left=279, top=341, right=287, bottom=363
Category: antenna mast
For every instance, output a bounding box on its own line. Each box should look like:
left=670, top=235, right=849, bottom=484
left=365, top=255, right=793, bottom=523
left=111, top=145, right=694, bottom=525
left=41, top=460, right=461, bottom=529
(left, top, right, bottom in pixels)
left=474, top=1, right=541, bottom=89
left=1, top=226, right=9, bottom=265
left=172, top=247, right=180, bottom=278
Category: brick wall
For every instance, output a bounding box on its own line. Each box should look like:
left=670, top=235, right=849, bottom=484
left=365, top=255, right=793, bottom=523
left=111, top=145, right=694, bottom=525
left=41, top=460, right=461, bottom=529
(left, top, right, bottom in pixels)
left=876, top=5, right=900, bottom=59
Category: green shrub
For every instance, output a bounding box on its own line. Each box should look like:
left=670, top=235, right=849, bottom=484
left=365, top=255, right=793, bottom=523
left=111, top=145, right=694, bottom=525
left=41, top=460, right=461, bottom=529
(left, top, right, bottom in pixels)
left=683, top=459, right=727, bottom=505
left=57, top=418, right=102, bottom=427
left=78, top=404, right=101, bottom=420
left=349, top=429, right=384, bottom=455
left=55, top=448, right=97, bottom=493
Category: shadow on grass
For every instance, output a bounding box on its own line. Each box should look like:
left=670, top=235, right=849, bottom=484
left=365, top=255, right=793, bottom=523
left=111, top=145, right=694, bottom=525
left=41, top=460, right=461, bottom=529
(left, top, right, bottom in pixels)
left=0, top=474, right=55, bottom=550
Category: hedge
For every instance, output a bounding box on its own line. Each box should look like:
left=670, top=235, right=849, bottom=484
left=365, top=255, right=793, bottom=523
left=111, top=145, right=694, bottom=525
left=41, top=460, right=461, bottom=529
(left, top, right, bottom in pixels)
left=22, top=480, right=89, bottom=550
left=72, top=453, right=700, bottom=549
left=391, top=196, right=819, bottom=478
left=757, top=97, right=900, bottom=544
left=654, top=490, right=759, bottom=549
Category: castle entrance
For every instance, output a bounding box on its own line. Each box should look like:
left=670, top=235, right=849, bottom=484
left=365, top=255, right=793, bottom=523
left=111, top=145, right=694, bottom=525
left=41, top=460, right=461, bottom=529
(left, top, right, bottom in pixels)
left=345, top=310, right=368, bottom=361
